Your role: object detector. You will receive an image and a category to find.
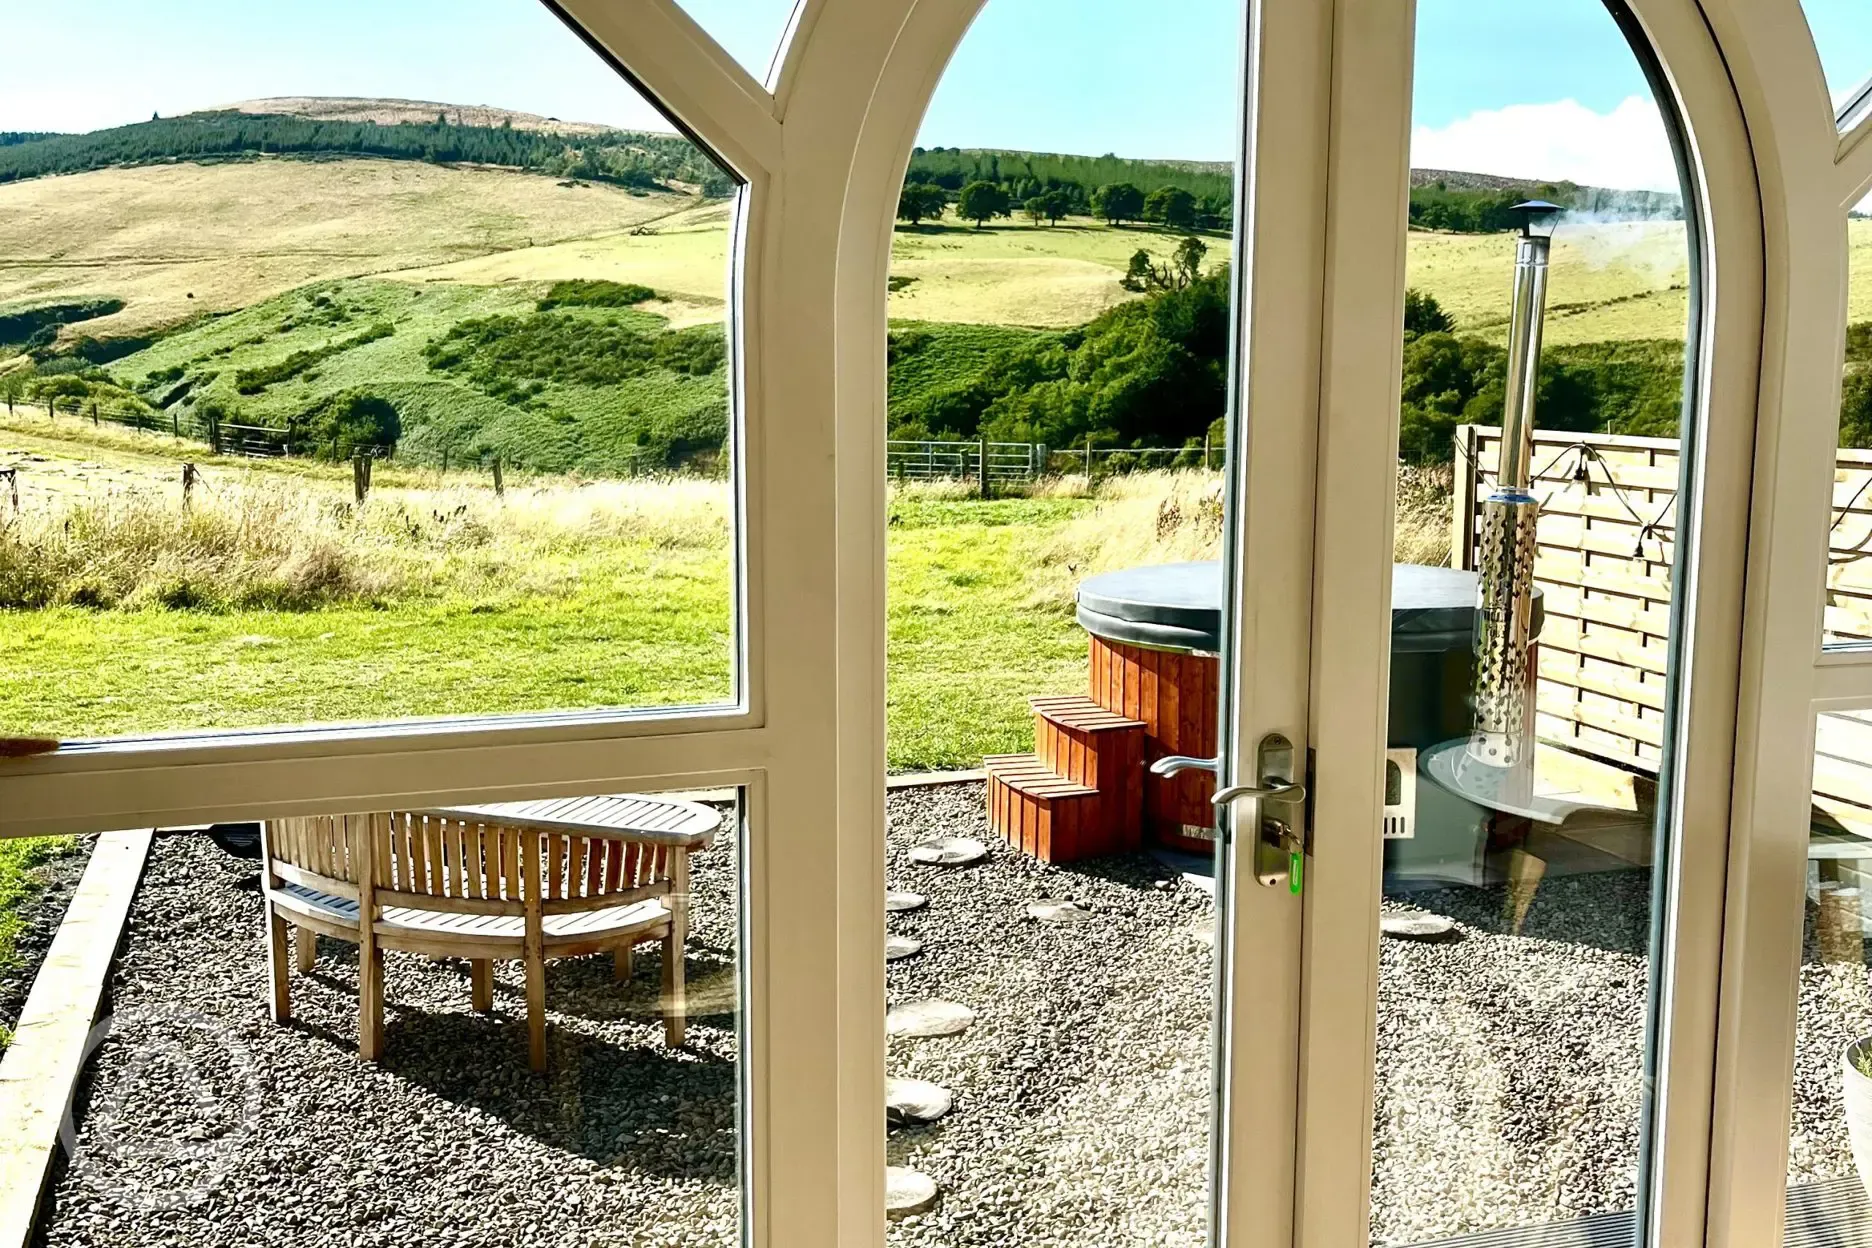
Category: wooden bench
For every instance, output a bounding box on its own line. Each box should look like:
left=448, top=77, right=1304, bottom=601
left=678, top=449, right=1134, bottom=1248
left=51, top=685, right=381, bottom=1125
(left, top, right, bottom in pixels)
left=261, top=795, right=721, bottom=1071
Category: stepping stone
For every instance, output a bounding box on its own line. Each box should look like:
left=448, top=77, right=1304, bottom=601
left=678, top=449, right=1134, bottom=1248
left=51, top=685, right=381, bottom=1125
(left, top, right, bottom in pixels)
left=886, top=1166, right=939, bottom=1218
left=886, top=891, right=928, bottom=914
left=886, top=1077, right=954, bottom=1125
left=908, top=837, right=987, bottom=867
left=885, top=935, right=924, bottom=962
left=1027, top=900, right=1094, bottom=923
left=1380, top=912, right=1459, bottom=942
left=886, top=999, right=976, bottom=1038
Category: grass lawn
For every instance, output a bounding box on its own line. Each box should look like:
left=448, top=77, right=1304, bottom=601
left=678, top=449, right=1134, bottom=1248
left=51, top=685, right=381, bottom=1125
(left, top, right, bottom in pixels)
left=0, top=427, right=1110, bottom=769
left=0, top=505, right=1090, bottom=771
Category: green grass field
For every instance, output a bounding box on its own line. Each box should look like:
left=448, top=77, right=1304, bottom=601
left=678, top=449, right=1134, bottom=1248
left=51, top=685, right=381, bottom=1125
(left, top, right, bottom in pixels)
left=0, top=422, right=1139, bottom=769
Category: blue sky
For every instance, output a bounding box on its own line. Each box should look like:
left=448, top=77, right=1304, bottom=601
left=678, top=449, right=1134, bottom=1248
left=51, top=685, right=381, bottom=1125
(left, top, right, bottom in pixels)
left=1, top=0, right=1868, bottom=191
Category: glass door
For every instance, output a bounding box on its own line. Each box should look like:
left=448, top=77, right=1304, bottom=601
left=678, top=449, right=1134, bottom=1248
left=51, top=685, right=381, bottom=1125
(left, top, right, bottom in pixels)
left=1209, top=0, right=1760, bottom=1244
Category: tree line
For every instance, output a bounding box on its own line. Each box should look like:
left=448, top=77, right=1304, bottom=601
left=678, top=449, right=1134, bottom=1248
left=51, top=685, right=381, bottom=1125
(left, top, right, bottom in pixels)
left=900, top=178, right=1215, bottom=230
left=1409, top=180, right=1683, bottom=232
left=904, top=147, right=1233, bottom=230
left=0, top=112, right=736, bottom=196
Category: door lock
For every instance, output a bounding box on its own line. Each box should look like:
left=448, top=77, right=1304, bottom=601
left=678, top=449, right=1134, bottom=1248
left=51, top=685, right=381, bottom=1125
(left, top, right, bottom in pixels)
left=1209, top=733, right=1309, bottom=893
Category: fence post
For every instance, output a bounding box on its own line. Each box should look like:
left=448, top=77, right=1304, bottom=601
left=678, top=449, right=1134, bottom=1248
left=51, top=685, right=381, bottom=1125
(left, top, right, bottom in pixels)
left=207, top=410, right=222, bottom=455
left=1450, top=424, right=1478, bottom=571
left=1202, top=433, right=1212, bottom=471
left=90, top=401, right=98, bottom=427
left=181, top=462, right=196, bottom=511
left=353, top=453, right=372, bottom=504
left=1, top=468, right=16, bottom=514
left=978, top=435, right=990, bottom=499
left=493, top=457, right=504, bottom=497
left=171, top=410, right=179, bottom=438
left=1034, top=443, right=1047, bottom=481
left=1085, top=435, right=1094, bottom=478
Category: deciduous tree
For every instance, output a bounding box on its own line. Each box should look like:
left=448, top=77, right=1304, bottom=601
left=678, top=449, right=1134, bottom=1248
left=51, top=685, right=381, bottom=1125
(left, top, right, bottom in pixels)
left=1091, top=182, right=1144, bottom=226
left=897, top=182, right=948, bottom=226
left=1144, top=186, right=1197, bottom=228
left=957, top=180, right=1010, bottom=228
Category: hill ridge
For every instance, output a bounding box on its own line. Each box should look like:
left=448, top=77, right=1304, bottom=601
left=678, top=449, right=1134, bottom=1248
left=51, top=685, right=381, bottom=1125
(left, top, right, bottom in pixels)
left=204, top=96, right=666, bottom=139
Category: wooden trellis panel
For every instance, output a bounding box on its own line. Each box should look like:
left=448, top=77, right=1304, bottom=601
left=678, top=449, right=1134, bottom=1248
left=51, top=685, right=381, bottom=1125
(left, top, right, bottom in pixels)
left=1455, top=428, right=1872, bottom=832
left=1456, top=425, right=1680, bottom=774
left=1822, top=446, right=1872, bottom=646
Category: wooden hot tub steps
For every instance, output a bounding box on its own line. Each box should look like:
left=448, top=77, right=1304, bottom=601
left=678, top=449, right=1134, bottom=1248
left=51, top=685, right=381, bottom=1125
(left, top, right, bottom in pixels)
left=985, top=693, right=1147, bottom=863
left=1030, top=695, right=1147, bottom=792
left=984, top=754, right=1101, bottom=862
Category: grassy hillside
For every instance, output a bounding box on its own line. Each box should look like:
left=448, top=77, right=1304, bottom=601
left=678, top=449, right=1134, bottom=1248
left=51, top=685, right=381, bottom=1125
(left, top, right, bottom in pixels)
left=101, top=277, right=726, bottom=473
left=0, top=158, right=691, bottom=341
left=1407, top=220, right=1693, bottom=346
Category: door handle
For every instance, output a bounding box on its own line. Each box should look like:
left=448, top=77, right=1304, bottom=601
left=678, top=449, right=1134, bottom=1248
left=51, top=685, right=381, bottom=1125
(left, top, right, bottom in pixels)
left=1211, top=778, right=1305, bottom=806
left=1149, top=754, right=1218, bottom=778
left=1149, top=739, right=1308, bottom=892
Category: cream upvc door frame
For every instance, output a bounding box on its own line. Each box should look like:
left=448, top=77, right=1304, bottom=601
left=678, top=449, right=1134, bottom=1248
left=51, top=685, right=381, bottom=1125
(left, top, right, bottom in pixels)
left=0, top=1, right=882, bottom=1243
left=1230, top=0, right=1768, bottom=1245
left=1695, top=3, right=1872, bottom=1246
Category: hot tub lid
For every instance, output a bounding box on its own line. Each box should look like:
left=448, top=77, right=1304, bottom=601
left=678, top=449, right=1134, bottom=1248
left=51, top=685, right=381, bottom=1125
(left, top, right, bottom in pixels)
left=1074, top=561, right=1540, bottom=654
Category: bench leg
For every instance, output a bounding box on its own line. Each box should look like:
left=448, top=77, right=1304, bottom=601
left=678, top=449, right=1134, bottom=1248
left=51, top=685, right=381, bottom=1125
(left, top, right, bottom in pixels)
left=524, top=950, right=548, bottom=1073
left=661, top=928, right=686, bottom=1048
left=613, top=943, right=633, bottom=985
left=358, top=935, right=385, bottom=1062
left=296, top=930, right=317, bottom=974
left=265, top=904, right=292, bottom=1023
left=470, top=959, right=494, bottom=1012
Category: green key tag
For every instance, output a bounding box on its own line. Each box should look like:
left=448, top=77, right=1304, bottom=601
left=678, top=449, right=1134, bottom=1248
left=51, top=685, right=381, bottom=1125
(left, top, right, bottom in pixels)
left=1289, top=852, right=1303, bottom=895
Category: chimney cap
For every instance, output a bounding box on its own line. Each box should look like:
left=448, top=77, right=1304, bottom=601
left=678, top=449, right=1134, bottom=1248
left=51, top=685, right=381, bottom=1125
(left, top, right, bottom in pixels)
left=1510, top=199, right=1564, bottom=238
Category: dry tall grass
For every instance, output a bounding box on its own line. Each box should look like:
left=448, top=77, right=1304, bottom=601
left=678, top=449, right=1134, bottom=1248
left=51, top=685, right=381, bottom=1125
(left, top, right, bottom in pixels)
left=1024, top=466, right=1453, bottom=607
left=0, top=463, right=1452, bottom=613
left=0, top=475, right=728, bottom=611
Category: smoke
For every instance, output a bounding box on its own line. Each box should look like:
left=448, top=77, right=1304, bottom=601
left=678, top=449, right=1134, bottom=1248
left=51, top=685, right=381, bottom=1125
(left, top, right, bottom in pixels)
left=1556, top=209, right=1687, bottom=287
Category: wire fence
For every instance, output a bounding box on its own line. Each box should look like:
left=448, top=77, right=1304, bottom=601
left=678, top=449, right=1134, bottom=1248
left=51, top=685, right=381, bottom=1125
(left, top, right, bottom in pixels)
left=886, top=437, right=1220, bottom=484
left=5, top=395, right=1221, bottom=489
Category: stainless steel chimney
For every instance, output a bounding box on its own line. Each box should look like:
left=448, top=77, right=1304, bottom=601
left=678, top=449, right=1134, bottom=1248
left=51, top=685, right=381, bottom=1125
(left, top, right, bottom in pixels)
left=1467, top=200, right=1562, bottom=786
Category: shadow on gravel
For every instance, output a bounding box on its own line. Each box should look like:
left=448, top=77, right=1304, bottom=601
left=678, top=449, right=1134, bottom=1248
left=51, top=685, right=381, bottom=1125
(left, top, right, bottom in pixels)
left=1393, top=867, right=1654, bottom=957
left=382, top=1007, right=739, bottom=1173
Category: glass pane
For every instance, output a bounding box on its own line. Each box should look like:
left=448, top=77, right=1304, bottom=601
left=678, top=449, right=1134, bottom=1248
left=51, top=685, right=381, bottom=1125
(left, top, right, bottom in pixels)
left=1825, top=200, right=1872, bottom=648
left=0, top=1, right=740, bottom=742
left=883, top=0, right=1240, bottom=1241
left=29, top=787, right=744, bottom=1242
left=1373, top=0, right=1693, bottom=1241
left=1788, top=710, right=1872, bottom=1234
left=674, top=0, right=798, bottom=85
left=1798, top=0, right=1872, bottom=128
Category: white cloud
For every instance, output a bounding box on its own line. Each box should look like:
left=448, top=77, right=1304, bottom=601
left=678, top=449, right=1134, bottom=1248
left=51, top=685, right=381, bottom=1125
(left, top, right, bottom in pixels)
left=1411, top=96, right=1678, bottom=193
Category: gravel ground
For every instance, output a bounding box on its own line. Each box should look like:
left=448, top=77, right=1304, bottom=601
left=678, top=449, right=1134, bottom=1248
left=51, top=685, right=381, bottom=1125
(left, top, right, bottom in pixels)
left=1787, top=899, right=1872, bottom=1192
left=1370, top=871, right=1652, bottom=1245
left=36, top=823, right=742, bottom=1248
left=883, top=784, right=1215, bottom=1248
left=25, top=788, right=1763, bottom=1248
left=1, top=839, right=92, bottom=1039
